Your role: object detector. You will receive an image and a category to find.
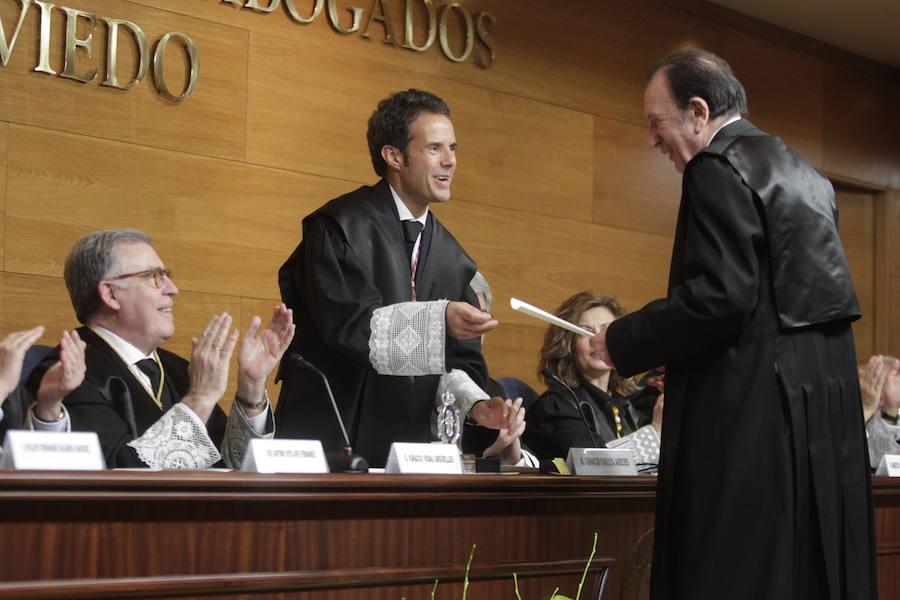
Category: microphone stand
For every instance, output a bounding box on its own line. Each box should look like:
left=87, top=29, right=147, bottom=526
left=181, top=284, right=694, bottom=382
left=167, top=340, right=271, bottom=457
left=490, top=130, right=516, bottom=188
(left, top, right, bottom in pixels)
left=288, top=354, right=369, bottom=473
left=541, top=368, right=600, bottom=448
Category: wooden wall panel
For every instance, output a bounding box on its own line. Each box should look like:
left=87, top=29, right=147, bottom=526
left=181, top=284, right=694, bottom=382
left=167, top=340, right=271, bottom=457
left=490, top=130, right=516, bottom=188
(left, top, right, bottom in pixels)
left=836, top=188, right=875, bottom=361
left=889, top=191, right=900, bottom=357
left=823, top=64, right=900, bottom=188
left=723, top=30, right=824, bottom=168
left=0, top=122, right=6, bottom=270
left=0, top=0, right=248, bottom=161
left=593, top=116, right=681, bottom=237
left=246, top=33, right=595, bottom=222
left=482, top=324, right=545, bottom=392
left=4, top=124, right=349, bottom=298
left=433, top=199, right=672, bottom=330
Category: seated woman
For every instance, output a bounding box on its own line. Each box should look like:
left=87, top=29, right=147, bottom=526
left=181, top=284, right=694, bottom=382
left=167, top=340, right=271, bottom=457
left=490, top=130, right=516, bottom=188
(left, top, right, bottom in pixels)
left=523, top=291, right=663, bottom=465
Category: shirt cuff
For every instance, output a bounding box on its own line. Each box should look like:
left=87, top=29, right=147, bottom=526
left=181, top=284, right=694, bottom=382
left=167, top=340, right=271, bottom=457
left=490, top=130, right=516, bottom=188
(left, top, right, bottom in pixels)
left=27, top=403, right=70, bottom=432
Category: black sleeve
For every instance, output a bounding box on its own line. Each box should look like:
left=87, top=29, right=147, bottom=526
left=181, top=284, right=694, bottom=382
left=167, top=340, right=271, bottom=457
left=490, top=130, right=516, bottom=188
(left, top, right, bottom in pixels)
left=607, top=155, right=764, bottom=377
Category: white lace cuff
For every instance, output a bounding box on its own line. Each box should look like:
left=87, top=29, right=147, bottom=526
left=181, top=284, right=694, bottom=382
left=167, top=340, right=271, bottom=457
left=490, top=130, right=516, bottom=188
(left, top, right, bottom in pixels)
left=605, top=425, right=661, bottom=465
left=127, top=403, right=221, bottom=469
left=436, top=368, right=490, bottom=418
left=222, top=400, right=274, bottom=469
left=369, top=300, right=448, bottom=376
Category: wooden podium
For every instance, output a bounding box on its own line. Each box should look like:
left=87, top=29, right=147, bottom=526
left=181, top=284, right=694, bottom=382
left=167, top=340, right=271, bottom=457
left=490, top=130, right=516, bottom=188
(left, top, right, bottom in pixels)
left=0, top=472, right=896, bottom=599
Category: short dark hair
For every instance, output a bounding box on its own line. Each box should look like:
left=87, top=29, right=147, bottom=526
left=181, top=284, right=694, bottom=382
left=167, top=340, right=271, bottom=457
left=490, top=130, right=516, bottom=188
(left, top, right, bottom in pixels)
left=645, top=49, right=748, bottom=119
left=65, top=229, right=152, bottom=324
left=367, top=89, right=450, bottom=177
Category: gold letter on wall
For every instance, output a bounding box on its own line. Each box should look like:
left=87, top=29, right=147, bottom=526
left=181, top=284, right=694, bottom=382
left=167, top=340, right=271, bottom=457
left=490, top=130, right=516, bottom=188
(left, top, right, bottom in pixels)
left=0, top=0, right=33, bottom=66
left=60, top=6, right=98, bottom=83
left=152, top=32, right=199, bottom=102
left=402, top=0, right=435, bottom=52
left=474, top=12, right=494, bottom=70
left=102, top=18, right=149, bottom=89
left=284, top=0, right=323, bottom=24
left=438, top=2, right=472, bottom=63
left=245, top=0, right=280, bottom=12
left=327, top=0, right=363, bottom=34
left=33, top=0, right=56, bottom=75
left=363, top=0, right=397, bottom=45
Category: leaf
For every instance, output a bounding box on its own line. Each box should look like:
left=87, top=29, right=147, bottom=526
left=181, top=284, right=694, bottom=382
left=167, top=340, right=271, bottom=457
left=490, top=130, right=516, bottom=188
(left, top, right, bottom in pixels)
left=550, top=596, right=574, bottom=600
left=462, top=544, right=476, bottom=600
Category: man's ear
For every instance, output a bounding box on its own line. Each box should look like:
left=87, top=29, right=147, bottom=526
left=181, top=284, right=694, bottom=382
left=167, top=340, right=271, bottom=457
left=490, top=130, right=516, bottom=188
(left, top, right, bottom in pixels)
left=688, top=96, right=710, bottom=132
left=97, top=281, right=122, bottom=312
left=381, top=145, right=405, bottom=171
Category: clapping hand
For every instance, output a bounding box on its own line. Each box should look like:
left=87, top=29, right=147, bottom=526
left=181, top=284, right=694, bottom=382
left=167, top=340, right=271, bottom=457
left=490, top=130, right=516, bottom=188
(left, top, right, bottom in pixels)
left=35, top=330, right=87, bottom=421
left=236, top=304, right=295, bottom=414
left=182, top=313, right=239, bottom=422
left=0, top=326, right=45, bottom=403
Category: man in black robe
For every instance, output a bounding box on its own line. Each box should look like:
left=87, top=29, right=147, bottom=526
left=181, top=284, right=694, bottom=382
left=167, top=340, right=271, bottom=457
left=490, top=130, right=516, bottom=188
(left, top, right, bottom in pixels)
left=276, top=89, right=514, bottom=468
left=27, top=229, right=294, bottom=469
left=591, top=50, right=875, bottom=600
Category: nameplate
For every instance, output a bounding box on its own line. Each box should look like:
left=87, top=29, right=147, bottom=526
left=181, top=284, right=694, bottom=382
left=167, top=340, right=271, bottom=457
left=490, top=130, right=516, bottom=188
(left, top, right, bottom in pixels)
left=240, top=439, right=329, bottom=474
left=0, top=430, right=105, bottom=470
left=385, top=442, right=463, bottom=474
left=566, top=447, right=638, bottom=476
left=875, top=454, right=900, bottom=477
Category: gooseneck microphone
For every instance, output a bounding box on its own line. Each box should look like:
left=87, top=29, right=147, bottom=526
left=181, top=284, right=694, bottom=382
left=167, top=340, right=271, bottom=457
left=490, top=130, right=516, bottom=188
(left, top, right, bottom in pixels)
left=541, top=368, right=600, bottom=448
left=288, top=353, right=368, bottom=473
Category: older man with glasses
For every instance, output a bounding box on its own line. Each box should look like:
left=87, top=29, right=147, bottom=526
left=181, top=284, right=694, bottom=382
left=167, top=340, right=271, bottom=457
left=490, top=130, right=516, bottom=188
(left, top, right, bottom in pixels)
left=26, top=229, right=294, bottom=469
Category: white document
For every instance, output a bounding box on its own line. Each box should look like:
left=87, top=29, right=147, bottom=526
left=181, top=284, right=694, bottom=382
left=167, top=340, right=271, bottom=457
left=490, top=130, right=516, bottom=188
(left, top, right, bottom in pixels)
left=1, top=430, right=105, bottom=470
left=385, top=442, right=463, bottom=474
left=240, top=438, right=329, bottom=474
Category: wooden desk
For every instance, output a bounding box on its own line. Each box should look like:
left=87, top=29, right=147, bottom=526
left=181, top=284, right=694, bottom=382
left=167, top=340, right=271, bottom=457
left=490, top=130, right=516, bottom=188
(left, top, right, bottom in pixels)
left=0, top=472, right=896, bottom=600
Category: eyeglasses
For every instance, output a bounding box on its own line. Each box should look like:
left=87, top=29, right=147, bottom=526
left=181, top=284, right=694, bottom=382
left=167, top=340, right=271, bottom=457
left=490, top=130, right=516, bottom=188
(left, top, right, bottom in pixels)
left=109, top=267, right=172, bottom=289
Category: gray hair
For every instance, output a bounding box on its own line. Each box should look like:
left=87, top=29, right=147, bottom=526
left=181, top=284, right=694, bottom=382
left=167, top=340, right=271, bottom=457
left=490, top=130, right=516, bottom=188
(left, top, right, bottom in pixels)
left=645, top=49, right=748, bottom=119
left=65, top=229, right=152, bottom=324
left=469, top=271, right=492, bottom=312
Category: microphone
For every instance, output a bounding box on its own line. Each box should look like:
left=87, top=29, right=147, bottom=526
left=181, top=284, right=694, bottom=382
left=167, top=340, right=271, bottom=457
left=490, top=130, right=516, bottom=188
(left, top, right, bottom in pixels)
left=288, top=353, right=368, bottom=473
left=541, top=368, right=600, bottom=448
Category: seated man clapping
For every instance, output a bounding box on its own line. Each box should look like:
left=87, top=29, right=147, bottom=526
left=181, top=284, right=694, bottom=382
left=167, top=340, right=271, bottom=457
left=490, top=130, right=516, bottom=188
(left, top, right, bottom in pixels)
left=26, top=229, right=294, bottom=469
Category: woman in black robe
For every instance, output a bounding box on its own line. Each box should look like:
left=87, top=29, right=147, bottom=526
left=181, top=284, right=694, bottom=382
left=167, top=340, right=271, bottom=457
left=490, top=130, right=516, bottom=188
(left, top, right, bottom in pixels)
left=523, top=291, right=662, bottom=460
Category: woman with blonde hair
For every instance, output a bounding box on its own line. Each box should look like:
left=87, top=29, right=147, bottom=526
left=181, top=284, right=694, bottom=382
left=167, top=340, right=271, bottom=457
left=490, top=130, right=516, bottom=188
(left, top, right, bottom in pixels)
left=523, top=291, right=662, bottom=462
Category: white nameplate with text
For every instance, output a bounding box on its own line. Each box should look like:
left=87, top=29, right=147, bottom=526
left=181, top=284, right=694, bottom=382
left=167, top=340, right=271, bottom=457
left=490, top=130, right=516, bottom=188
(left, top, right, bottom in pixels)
left=241, top=439, right=329, bottom=474
left=875, top=454, right=900, bottom=477
left=566, top=447, right=638, bottom=476
left=385, top=442, right=463, bottom=474
left=1, top=430, right=105, bottom=470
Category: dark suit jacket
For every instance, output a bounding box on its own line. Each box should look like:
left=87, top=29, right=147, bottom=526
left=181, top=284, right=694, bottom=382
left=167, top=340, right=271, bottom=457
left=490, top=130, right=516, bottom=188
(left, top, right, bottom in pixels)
left=26, top=327, right=227, bottom=468
left=606, top=120, right=874, bottom=600
left=0, top=385, right=32, bottom=446
left=276, top=179, right=488, bottom=467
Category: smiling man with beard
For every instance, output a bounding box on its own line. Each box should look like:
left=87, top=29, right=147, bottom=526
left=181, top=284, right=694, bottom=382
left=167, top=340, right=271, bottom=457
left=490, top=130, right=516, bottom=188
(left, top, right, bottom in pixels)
left=276, top=89, right=516, bottom=468
left=27, top=228, right=294, bottom=469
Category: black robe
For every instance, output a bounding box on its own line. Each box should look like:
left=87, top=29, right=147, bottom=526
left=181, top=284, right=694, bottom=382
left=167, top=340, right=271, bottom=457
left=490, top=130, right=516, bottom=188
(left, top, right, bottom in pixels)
left=523, top=382, right=648, bottom=460
left=26, top=327, right=227, bottom=468
left=276, top=179, right=488, bottom=467
left=606, top=120, right=875, bottom=600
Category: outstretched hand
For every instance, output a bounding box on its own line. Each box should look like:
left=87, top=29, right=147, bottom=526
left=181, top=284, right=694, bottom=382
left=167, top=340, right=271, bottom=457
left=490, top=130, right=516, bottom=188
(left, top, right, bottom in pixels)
left=446, top=301, right=498, bottom=339
left=588, top=325, right=615, bottom=371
